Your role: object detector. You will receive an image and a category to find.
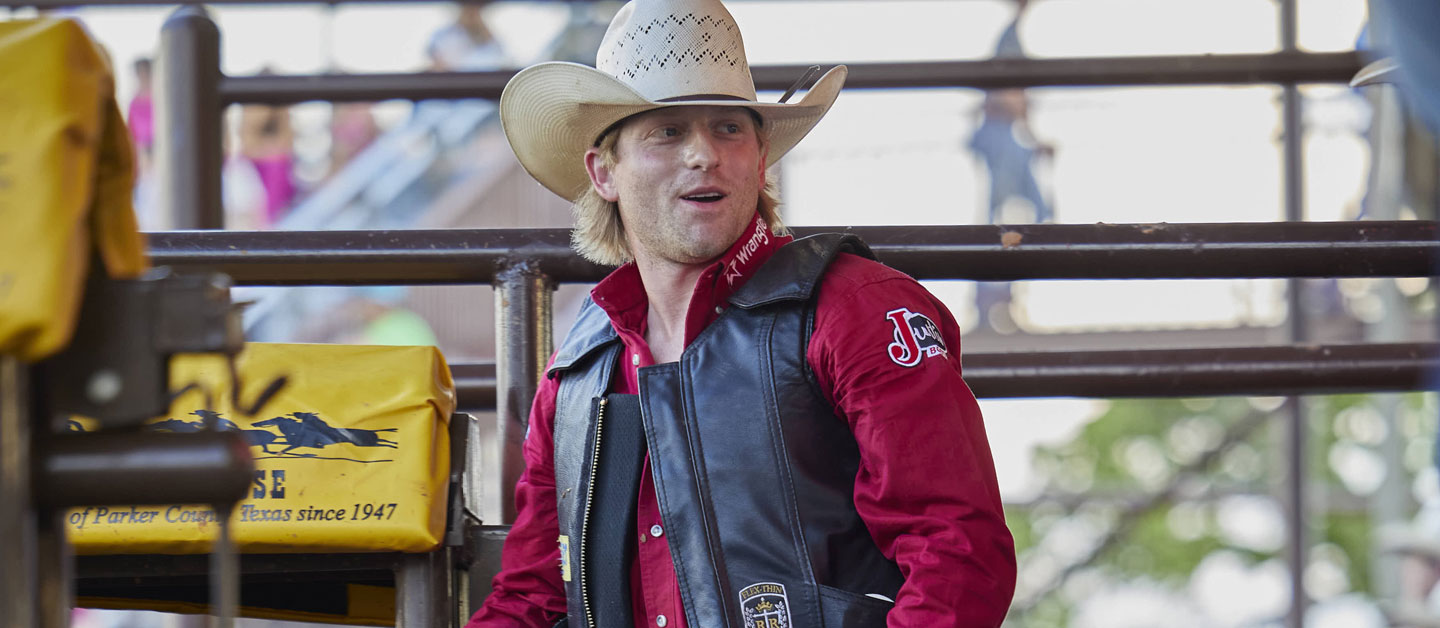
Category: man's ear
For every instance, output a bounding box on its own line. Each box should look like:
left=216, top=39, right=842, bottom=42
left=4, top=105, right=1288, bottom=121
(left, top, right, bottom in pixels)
left=585, top=148, right=620, bottom=203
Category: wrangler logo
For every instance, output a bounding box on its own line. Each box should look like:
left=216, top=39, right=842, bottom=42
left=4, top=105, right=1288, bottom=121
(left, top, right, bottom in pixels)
left=724, top=215, right=771, bottom=286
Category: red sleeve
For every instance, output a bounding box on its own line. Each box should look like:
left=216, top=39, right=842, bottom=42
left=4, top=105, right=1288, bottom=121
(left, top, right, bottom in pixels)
left=808, top=254, right=1016, bottom=628
left=465, top=357, right=568, bottom=628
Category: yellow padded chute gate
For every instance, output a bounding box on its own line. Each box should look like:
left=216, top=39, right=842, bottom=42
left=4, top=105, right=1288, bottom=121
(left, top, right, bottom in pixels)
left=0, top=18, right=148, bottom=362
left=66, top=343, right=456, bottom=554
left=78, top=583, right=397, bottom=627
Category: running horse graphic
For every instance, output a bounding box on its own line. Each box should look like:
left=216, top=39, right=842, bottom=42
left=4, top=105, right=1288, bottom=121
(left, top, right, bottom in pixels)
left=152, top=410, right=281, bottom=453
left=252, top=412, right=398, bottom=454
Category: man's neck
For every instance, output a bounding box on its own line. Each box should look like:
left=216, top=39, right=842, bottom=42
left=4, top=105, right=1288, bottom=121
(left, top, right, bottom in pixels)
left=633, top=254, right=709, bottom=364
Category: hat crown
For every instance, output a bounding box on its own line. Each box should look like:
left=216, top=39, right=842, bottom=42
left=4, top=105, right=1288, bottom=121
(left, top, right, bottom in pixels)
left=596, top=0, right=757, bottom=102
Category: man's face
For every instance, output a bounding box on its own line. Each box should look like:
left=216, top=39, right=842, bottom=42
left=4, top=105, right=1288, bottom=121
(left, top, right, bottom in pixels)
left=586, top=106, right=768, bottom=267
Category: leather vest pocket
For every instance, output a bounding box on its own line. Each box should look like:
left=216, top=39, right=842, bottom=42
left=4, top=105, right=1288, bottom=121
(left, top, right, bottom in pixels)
left=817, top=584, right=893, bottom=628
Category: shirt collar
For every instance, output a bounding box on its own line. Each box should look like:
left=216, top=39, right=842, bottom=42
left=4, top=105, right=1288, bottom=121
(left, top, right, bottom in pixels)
left=714, top=212, right=793, bottom=295
left=590, top=212, right=793, bottom=341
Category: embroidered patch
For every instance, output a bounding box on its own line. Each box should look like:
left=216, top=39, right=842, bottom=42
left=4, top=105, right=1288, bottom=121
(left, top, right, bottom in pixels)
left=885, top=307, right=948, bottom=367
left=558, top=535, right=572, bottom=582
left=739, top=582, right=792, bottom=628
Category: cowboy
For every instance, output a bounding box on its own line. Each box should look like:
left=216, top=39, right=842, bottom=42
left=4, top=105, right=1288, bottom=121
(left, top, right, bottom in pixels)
left=467, top=1, right=1015, bottom=627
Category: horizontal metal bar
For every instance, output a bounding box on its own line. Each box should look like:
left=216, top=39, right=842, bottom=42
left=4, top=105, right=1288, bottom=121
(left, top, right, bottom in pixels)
left=216, top=52, right=1363, bottom=104
left=14, top=0, right=597, bottom=6
left=149, top=228, right=595, bottom=285
left=4, top=0, right=1076, bottom=6
left=75, top=553, right=405, bottom=580
left=965, top=342, right=1434, bottom=399
left=146, top=221, right=1439, bottom=285
left=754, top=52, right=1365, bottom=91
left=451, top=343, right=1436, bottom=405
left=10, top=0, right=417, bottom=5
left=36, top=432, right=253, bottom=508
left=221, top=72, right=507, bottom=105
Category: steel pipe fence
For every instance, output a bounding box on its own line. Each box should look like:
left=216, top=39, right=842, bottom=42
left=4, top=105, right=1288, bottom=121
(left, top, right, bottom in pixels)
left=154, top=7, right=224, bottom=230
left=448, top=343, right=1440, bottom=407
left=1280, top=4, right=1309, bottom=623
left=491, top=263, right=551, bottom=524
left=145, top=221, right=1440, bottom=285
left=212, top=52, right=1365, bottom=105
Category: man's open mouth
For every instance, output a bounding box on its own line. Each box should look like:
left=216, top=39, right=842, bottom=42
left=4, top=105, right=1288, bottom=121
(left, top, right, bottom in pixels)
left=682, top=192, right=726, bottom=203
left=679, top=188, right=725, bottom=203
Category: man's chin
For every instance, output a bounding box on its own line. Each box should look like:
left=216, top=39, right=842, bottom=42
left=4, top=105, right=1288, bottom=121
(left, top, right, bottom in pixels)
left=674, top=246, right=729, bottom=266
left=678, top=226, right=743, bottom=258
left=638, top=219, right=751, bottom=266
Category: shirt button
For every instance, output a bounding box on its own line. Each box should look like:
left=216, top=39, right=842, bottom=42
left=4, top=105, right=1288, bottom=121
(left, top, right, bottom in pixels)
left=656, top=615, right=668, bottom=627
left=650, top=524, right=664, bottom=538
left=632, top=353, right=640, bottom=366
left=714, top=306, right=724, bottom=314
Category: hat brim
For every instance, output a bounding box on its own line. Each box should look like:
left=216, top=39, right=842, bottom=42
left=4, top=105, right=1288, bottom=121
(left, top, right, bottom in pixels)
left=1351, top=57, right=1401, bottom=88
left=500, top=62, right=848, bottom=201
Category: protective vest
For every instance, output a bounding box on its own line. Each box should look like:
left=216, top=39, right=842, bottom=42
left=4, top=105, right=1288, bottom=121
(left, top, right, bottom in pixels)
left=549, top=234, right=905, bottom=628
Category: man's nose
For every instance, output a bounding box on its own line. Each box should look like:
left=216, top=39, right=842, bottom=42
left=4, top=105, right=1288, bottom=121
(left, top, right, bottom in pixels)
left=682, top=131, right=720, bottom=171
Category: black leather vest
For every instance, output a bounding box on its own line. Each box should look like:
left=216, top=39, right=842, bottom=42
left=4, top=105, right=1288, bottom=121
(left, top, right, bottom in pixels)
left=548, top=234, right=905, bottom=628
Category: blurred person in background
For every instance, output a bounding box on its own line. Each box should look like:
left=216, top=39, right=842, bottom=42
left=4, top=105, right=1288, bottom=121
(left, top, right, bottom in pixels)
left=327, top=101, right=379, bottom=178
left=127, top=57, right=161, bottom=230
left=968, top=0, right=1053, bottom=226
left=1353, top=2, right=1440, bottom=622
left=1355, top=1, right=1440, bottom=621
left=238, top=70, right=298, bottom=227
left=127, top=57, right=154, bottom=172
left=967, top=0, right=1053, bottom=332
left=222, top=152, right=269, bottom=230
left=426, top=0, right=507, bottom=71
left=215, top=101, right=267, bottom=230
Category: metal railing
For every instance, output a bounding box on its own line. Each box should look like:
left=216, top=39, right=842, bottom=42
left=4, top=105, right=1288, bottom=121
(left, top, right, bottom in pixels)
left=210, top=51, right=1365, bottom=104
left=147, top=222, right=1437, bottom=284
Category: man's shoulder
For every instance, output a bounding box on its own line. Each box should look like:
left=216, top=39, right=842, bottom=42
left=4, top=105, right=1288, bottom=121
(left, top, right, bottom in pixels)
left=814, top=252, right=956, bottom=328
left=550, top=296, right=620, bottom=375
left=819, top=251, right=918, bottom=295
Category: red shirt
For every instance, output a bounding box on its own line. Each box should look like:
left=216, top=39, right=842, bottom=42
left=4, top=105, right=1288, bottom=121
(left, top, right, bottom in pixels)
left=467, top=214, right=1015, bottom=628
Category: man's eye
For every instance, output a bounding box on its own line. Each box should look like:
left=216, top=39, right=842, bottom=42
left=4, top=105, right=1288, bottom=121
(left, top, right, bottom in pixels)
left=660, top=127, right=681, bottom=137
left=722, top=123, right=740, bottom=134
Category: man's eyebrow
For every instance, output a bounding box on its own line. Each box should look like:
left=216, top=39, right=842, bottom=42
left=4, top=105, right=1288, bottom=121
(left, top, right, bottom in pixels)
left=630, top=113, right=683, bottom=129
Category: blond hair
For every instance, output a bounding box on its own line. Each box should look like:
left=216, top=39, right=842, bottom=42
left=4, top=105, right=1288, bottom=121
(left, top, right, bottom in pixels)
left=571, top=120, right=788, bottom=267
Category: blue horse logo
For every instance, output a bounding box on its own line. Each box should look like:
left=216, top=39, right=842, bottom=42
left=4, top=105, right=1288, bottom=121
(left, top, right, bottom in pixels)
left=252, top=412, right=398, bottom=455
left=138, top=409, right=395, bottom=462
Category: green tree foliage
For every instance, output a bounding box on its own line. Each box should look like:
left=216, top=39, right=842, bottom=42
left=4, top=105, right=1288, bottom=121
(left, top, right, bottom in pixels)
left=1006, top=392, right=1434, bottom=626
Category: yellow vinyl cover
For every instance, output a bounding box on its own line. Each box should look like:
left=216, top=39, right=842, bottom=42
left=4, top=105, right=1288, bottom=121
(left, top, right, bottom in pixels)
left=78, top=583, right=397, bottom=627
left=0, top=18, right=148, bottom=362
left=66, top=343, right=456, bottom=554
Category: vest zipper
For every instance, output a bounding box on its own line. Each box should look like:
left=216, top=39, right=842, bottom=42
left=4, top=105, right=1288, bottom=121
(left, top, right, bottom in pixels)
left=580, top=397, right=607, bottom=628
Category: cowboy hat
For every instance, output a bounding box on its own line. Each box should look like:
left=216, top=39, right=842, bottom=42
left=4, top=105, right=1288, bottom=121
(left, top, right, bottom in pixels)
left=499, top=0, right=847, bottom=201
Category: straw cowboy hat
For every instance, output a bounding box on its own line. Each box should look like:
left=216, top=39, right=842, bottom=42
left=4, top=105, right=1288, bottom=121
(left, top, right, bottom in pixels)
left=499, top=0, right=847, bottom=201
